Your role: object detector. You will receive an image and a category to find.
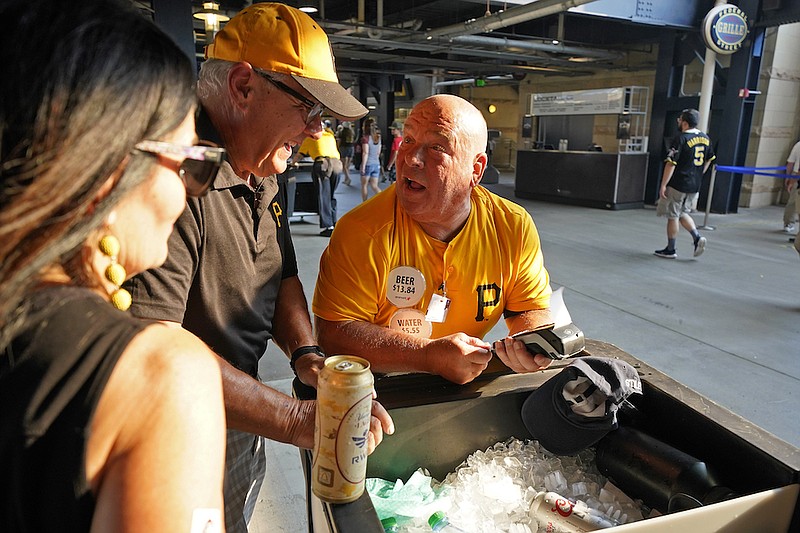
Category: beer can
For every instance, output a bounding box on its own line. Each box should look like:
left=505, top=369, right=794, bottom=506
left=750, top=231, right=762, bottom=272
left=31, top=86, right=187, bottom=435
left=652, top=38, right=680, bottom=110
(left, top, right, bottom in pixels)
left=312, top=355, right=374, bottom=503
left=529, top=491, right=618, bottom=532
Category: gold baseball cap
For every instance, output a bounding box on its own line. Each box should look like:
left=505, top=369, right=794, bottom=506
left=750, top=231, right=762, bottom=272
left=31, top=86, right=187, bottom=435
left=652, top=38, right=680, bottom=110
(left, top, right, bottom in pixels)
left=205, top=3, right=367, bottom=120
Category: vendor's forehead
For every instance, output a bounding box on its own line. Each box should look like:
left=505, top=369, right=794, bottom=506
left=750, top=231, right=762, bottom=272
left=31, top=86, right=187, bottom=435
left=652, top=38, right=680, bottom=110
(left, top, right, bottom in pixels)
left=405, top=103, right=459, bottom=138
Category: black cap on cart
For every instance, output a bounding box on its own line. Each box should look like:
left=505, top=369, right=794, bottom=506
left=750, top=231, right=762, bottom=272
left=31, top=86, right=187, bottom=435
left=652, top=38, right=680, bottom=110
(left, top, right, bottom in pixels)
left=521, top=357, right=642, bottom=455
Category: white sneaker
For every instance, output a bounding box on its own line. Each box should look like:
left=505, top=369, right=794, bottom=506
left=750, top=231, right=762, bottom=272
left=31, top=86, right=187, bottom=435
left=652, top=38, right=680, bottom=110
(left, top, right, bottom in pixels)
left=693, top=236, right=707, bottom=258
left=784, top=223, right=796, bottom=234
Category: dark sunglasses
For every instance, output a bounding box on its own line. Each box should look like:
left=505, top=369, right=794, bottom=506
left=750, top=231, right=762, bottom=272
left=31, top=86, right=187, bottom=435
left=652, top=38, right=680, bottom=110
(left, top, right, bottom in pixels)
left=254, top=70, right=324, bottom=126
left=134, top=140, right=226, bottom=197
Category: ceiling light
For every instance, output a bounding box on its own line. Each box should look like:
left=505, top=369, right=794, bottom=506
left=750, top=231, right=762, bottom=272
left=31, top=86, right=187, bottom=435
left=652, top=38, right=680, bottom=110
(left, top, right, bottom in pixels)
left=488, top=104, right=497, bottom=114
left=299, top=6, right=318, bottom=14
left=193, top=2, right=229, bottom=33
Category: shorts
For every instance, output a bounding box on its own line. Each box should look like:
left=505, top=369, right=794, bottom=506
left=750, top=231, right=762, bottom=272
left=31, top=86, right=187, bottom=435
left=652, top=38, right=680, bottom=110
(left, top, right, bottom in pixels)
left=362, top=163, right=381, bottom=179
left=223, top=429, right=266, bottom=532
left=339, top=144, right=354, bottom=158
left=657, top=186, right=698, bottom=218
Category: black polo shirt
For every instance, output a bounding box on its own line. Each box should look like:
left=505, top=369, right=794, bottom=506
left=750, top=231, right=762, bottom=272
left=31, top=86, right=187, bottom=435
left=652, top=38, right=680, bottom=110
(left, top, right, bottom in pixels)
left=125, top=108, right=297, bottom=376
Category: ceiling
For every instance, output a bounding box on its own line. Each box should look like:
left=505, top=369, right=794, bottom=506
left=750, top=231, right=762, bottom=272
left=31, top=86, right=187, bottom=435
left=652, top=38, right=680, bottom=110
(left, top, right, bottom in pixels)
left=188, top=0, right=717, bottom=84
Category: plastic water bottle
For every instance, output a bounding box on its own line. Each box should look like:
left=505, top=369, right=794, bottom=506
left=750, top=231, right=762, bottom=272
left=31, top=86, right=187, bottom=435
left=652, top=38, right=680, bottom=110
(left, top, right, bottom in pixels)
left=529, top=492, right=618, bottom=532
left=428, top=511, right=468, bottom=532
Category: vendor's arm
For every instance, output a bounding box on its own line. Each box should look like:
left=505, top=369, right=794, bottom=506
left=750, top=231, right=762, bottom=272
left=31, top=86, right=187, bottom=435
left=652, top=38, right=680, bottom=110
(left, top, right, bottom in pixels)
left=271, top=275, right=325, bottom=387
left=492, top=308, right=554, bottom=374
left=316, top=317, right=492, bottom=385
left=314, top=207, right=491, bottom=384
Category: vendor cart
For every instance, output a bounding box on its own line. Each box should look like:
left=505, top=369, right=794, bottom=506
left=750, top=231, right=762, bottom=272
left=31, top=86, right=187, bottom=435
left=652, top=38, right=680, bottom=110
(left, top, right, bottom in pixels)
left=296, top=340, right=800, bottom=532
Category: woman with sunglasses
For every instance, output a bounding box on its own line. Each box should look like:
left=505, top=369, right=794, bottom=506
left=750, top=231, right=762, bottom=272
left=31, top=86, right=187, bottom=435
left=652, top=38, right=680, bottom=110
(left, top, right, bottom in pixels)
left=0, top=1, right=228, bottom=531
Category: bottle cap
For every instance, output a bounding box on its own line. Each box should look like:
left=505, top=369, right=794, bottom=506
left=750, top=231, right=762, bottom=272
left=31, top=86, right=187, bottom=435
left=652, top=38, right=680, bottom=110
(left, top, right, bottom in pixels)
left=380, top=517, right=398, bottom=531
left=428, top=511, right=446, bottom=528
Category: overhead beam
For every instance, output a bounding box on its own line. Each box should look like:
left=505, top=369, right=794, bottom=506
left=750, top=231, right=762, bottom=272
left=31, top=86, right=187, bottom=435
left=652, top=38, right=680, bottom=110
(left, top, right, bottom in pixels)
left=329, top=34, right=609, bottom=69
left=334, top=48, right=582, bottom=75
left=421, top=0, right=600, bottom=39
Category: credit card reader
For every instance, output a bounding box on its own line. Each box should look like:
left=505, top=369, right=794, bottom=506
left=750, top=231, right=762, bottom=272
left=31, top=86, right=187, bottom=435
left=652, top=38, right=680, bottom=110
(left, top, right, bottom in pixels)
left=493, top=323, right=585, bottom=360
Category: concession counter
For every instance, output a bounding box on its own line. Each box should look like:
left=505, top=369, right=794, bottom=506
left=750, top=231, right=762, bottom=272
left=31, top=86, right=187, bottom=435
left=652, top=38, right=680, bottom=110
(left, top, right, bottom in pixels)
left=515, top=86, right=650, bottom=210
left=515, top=149, right=648, bottom=210
left=279, top=160, right=318, bottom=220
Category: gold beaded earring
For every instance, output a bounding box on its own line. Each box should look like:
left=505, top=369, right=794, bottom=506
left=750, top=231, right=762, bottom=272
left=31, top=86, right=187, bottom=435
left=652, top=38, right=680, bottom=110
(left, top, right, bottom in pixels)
left=98, top=234, right=132, bottom=311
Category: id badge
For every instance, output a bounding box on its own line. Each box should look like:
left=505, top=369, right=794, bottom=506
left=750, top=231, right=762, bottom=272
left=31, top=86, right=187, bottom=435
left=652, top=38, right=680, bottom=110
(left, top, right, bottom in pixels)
left=424, top=293, right=451, bottom=323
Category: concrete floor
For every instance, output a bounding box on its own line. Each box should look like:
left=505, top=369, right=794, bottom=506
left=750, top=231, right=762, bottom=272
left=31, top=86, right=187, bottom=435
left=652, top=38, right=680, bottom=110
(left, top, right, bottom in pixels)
left=251, top=171, right=800, bottom=532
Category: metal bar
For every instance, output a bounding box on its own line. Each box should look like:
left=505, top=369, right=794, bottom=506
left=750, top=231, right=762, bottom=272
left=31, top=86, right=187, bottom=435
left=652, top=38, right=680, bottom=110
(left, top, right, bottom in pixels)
left=700, top=165, right=717, bottom=230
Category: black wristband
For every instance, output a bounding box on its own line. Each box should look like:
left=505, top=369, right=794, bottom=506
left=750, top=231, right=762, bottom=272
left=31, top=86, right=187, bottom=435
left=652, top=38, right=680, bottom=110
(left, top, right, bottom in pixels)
left=290, top=345, right=324, bottom=372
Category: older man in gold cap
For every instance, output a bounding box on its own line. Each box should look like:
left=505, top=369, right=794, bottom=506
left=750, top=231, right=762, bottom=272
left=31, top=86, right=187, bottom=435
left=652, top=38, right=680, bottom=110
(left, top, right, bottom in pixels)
left=125, top=4, right=394, bottom=531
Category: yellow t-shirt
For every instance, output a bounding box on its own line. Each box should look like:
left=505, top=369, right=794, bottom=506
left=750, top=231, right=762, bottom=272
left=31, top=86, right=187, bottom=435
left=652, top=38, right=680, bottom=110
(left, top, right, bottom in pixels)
left=313, top=185, right=551, bottom=340
left=297, top=129, right=340, bottom=160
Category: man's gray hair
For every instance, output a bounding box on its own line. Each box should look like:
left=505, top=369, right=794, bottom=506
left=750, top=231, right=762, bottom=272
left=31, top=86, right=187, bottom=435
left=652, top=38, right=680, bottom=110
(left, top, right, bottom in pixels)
left=197, top=58, right=232, bottom=100
left=198, top=59, right=293, bottom=98
left=197, top=60, right=294, bottom=125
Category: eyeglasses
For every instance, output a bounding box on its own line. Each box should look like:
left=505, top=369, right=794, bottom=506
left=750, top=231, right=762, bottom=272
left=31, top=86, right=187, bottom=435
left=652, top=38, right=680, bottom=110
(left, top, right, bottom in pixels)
left=255, top=70, right=324, bottom=127
left=133, top=140, right=226, bottom=197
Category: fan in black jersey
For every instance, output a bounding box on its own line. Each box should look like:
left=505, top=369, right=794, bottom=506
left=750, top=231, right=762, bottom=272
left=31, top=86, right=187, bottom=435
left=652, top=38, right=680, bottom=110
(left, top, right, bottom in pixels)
left=654, top=109, right=716, bottom=259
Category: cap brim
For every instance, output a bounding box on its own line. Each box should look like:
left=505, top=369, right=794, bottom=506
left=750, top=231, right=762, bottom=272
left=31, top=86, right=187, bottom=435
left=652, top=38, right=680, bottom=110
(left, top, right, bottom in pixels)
left=293, top=76, right=368, bottom=121
left=521, top=367, right=615, bottom=456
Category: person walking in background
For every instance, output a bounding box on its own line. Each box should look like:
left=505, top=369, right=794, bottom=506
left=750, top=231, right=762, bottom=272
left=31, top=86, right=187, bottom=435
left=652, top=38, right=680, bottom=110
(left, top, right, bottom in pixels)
left=352, top=117, right=370, bottom=173
left=361, top=121, right=383, bottom=201
left=0, top=0, right=227, bottom=530
left=123, top=4, right=393, bottom=531
left=654, top=109, right=715, bottom=259
left=292, top=126, right=344, bottom=237
left=386, top=121, right=403, bottom=182
left=337, top=121, right=356, bottom=186
left=783, top=138, right=800, bottom=239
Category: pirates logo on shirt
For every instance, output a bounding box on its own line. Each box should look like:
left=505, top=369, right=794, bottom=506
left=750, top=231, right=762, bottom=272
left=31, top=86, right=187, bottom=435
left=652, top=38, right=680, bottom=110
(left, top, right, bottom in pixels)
left=475, top=282, right=501, bottom=321
left=271, top=201, right=283, bottom=227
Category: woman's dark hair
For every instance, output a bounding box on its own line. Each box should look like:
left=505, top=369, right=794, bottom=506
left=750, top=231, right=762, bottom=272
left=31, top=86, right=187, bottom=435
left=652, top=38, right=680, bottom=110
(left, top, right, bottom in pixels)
left=0, top=0, right=197, bottom=349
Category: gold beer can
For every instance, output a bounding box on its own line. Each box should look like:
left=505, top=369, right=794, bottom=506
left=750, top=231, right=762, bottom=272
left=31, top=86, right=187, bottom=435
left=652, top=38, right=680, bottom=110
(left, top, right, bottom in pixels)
left=312, top=355, right=374, bottom=503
